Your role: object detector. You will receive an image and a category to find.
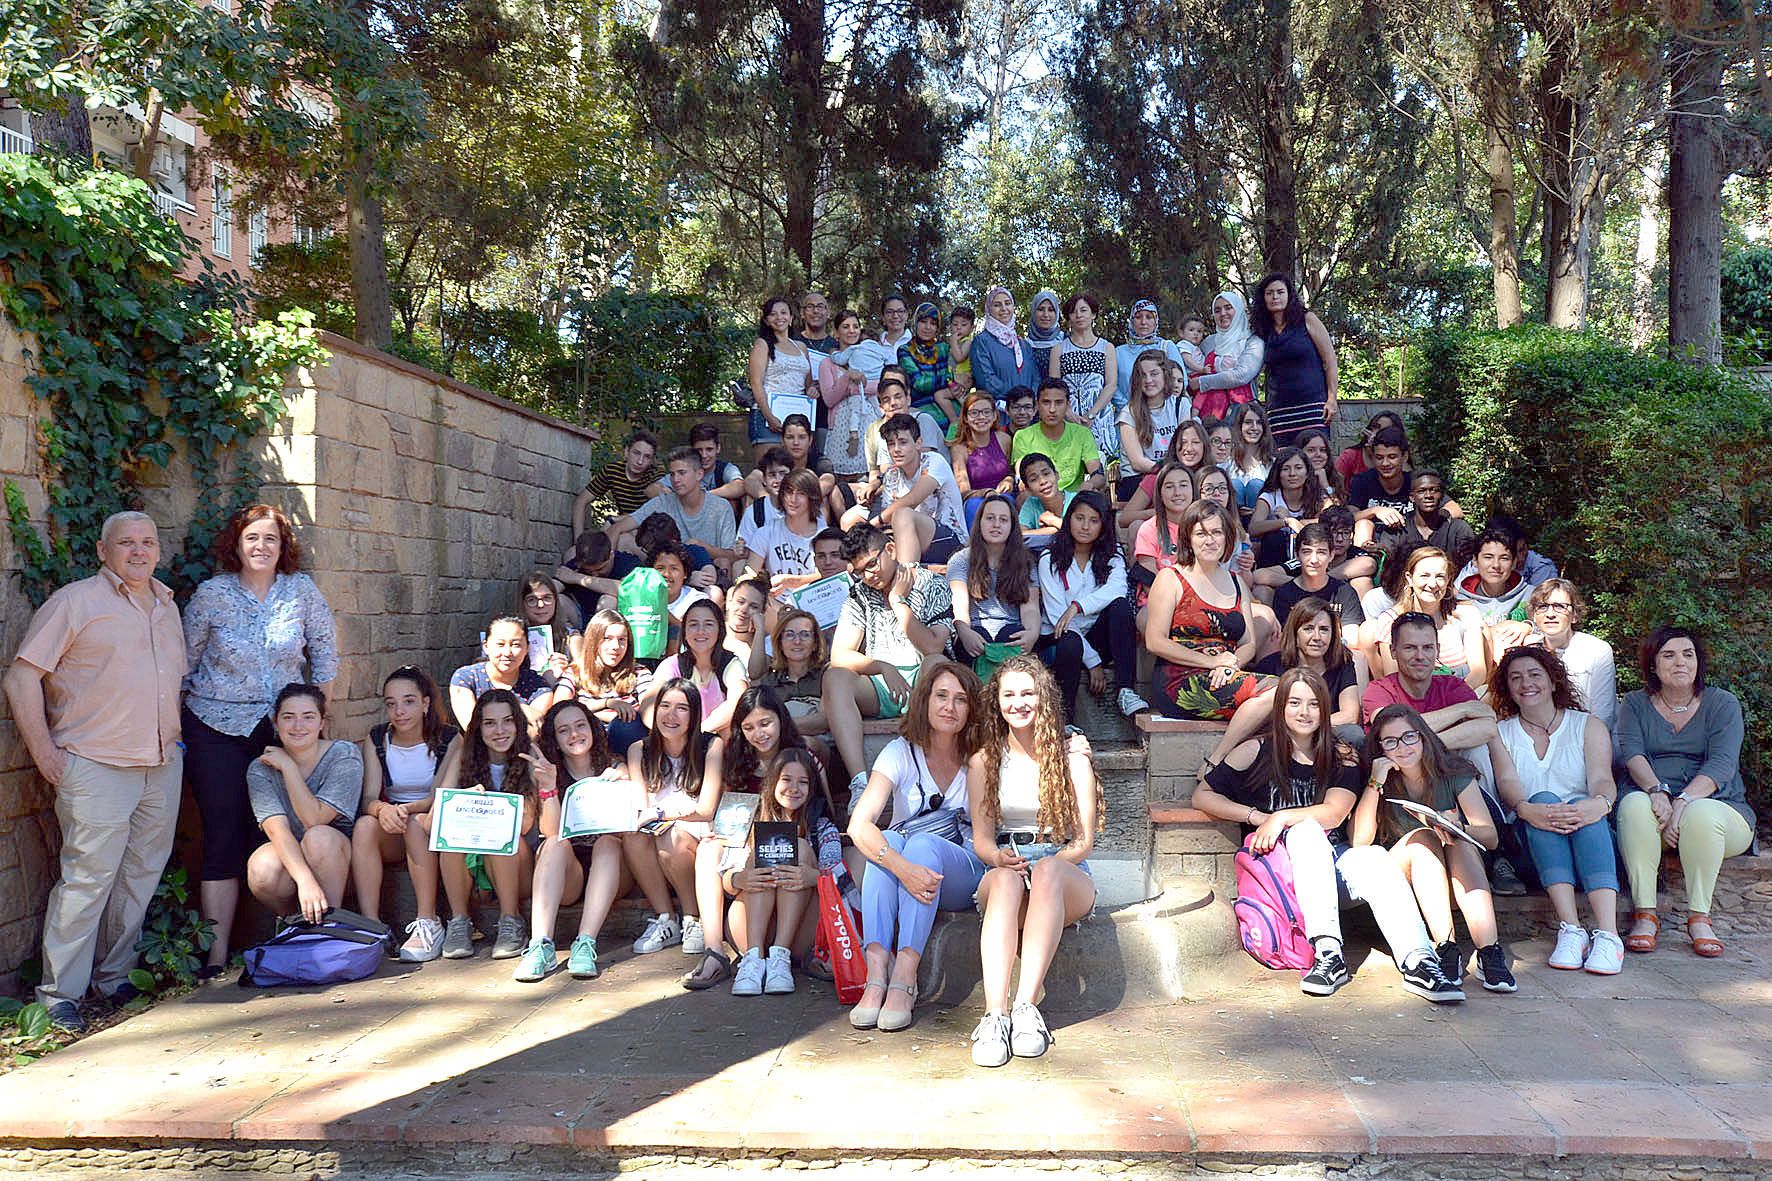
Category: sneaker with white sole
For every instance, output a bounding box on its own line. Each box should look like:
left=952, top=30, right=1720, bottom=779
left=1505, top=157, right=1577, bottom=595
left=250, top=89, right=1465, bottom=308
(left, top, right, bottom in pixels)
left=1116, top=687, right=1151, bottom=718
left=731, top=949, right=765, bottom=996
left=568, top=934, right=600, bottom=979
left=1300, top=936, right=1351, bottom=997
left=764, top=945, right=795, bottom=995
left=682, top=915, right=706, bottom=955
left=633, top=914, right=682, bottom=955
left=1475, top=943, right=1517, bottom=993
left=1009, top=1002, right=1052, bottom=1058
left=441, top=914, right=475, bottom=959
left=398, top=916, right=445, bottom=963
left=513, top=937, right=557, bottom=983
left=970, top=1012, right=1012, bottom=1068
left=1399, top=952, right=1465, bottom=1004
left=1548, top=922, right=1591, bottom=971
left=491, top=914, right=527, bottom=959
left=1583, top=929, right=1624, bottom=976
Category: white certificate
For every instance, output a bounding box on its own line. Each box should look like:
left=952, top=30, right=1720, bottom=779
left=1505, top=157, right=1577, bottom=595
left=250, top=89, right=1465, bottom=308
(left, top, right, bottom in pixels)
left=784, top=571, right=852, bottom=631
left=768, top=392, right=817, bottom=428
left=526, top=625, right=554, bottom=672
left=428, top=789, right=525, bottom=856
left=559, top=776, right=646, bottom=839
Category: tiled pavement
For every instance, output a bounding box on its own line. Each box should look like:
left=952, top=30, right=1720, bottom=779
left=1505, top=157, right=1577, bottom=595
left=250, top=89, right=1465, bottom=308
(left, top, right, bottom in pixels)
left=4, top=930, right=1772, bottom=1159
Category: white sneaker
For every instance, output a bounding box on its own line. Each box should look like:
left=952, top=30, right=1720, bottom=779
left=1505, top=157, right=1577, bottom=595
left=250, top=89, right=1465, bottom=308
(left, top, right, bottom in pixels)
left=633, top=914, right=682, bottom=955
left=682, top=915, right=706, bottom=955
left=1583, top=929, right=1624, bottom=976
left=731, top=949, right=765, bottom=996
left=1116, top=687, right=1151, bottom=717
left=970, top=1012, right=1012, bottom=1068
left=1548, top=922, right=1590, bottom=971
left=397, top=916, right=445, bottom=963
left=1009, top=1001, right=1052, bottom=1058
left=763, top=945, right=795, bottom=995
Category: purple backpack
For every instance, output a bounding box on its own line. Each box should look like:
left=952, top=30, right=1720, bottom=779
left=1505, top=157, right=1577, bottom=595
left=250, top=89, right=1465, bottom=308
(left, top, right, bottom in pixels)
left=240, top=909, right=390, bottom=988
left=1233, top=837, right=1313, bottom=971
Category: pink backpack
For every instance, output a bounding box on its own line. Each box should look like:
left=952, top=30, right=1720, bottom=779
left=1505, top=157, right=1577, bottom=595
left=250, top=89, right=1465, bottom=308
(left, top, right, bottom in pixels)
left=1233, top=836, right=1313, bottom=971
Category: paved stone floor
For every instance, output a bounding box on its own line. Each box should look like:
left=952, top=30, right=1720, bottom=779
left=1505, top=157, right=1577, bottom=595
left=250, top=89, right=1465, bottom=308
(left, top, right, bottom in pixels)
left=2, top=927, right=1772, bottom=1162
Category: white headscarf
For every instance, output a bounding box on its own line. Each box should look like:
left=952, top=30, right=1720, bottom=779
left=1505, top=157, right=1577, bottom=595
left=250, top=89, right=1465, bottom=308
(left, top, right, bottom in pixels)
left=1209, top=290, right=1252, bottom=359
left=981, top=285, right=1024, bottom=369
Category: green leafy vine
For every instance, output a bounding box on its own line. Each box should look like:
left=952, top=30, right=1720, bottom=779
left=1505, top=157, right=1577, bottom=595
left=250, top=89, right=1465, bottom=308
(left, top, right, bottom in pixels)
left=0, top=152, right=327, bottom=604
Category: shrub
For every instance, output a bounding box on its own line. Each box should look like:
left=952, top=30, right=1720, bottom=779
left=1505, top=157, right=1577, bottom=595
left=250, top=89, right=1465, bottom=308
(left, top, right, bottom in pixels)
left=1415, top=326, right=1772, bottom=806
left=1722, top=247, right=1772, bottom=338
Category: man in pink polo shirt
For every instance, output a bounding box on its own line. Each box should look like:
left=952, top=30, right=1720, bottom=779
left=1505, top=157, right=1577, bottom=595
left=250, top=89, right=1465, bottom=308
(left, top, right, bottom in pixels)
left=1361, top=611, right=1497, bottom=752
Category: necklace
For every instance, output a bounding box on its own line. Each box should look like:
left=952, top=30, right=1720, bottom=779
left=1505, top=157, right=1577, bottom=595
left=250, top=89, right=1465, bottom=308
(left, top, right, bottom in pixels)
left=1660, top=692, right=1696, bottom=714
left=1519, top=708, right=1561, bottom=738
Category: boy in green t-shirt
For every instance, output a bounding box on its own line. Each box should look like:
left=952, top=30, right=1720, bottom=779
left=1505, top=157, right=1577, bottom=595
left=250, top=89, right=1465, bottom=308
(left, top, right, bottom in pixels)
left=1010, top=378, right=1104, bottom=493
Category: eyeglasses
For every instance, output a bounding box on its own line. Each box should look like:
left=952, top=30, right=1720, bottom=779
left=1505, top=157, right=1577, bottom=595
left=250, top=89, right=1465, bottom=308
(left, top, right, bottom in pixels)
left=1534, top=601, right=1574, bottom=614
left=780, top=629, right=816, bottom=642
left=1378, top=731, right=1422, bottom=752
left=523, top=594, right=554, bottom=604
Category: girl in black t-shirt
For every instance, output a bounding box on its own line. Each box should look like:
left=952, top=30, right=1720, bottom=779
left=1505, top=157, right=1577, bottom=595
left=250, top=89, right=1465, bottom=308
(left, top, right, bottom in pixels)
left=1193, top=669, right=1459, bottom=1003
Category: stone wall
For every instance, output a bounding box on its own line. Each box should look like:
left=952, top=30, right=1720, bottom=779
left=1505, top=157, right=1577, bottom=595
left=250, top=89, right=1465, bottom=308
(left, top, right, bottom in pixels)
left=0, top=323, right=598, bottom=980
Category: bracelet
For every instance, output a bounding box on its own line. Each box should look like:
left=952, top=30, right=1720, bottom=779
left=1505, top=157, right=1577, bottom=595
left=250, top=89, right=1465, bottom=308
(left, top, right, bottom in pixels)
left=1247, top=806, right=1259, bottom=825
left=538, top=787, right=558, bottom=801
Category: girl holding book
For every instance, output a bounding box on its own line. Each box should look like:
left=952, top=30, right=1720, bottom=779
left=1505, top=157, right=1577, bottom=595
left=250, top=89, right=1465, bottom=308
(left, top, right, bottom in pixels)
left=517, top=571, right=581, bottom=684
left=1192, top=670, right=1461, bottom=1003
left=966, top=657, right=1099, bottom=1067
left=417, top=688, right=540, bottom=961
left=1350, top=704, right=1516, bottom=994
left=726, top=749, right=827, bottom=997
left=514, top=699, right=630, bottom=982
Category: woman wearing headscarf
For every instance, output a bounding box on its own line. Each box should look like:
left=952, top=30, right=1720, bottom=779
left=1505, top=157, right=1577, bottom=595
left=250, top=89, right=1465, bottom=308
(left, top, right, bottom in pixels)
left=1115, top=299, right=1180, bottom=413
left=1187, top=291, right=1265, bottom=424
left=1027, top=289, right=1065, bottom=382
left=899, top=301, right=961, bottom=428
left=972, top=286, right=1040, bottom=402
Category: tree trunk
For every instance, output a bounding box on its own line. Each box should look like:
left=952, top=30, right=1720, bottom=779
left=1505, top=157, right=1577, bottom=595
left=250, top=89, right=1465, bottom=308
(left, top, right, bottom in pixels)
left=1259, top=0, right=1299, bottom=277
left=1667, top=7, right=1727, bottom=364
left=1475, top=0, right=1522, bottom=328
left=780, top=0, right=824, bottom=283
left=1629, top=153, right=1662, bottom=350
left=30, top=95, right=93, bottom=161
left=1538, top=24, right=1587, bottom=329
left=346, top=146, right=394, bottom=350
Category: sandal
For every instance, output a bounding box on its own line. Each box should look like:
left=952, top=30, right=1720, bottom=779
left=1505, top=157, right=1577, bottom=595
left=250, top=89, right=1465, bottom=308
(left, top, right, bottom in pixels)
left=1624, top=910, right=1660, bottom=954
left=1687, top=912, right=1724, bottom=958
left=876, top=982, right=919, bottom=1033
left=681, top=947, right=732, bottom=991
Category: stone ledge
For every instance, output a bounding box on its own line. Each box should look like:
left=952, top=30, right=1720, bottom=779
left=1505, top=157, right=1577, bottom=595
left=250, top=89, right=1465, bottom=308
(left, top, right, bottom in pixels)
left=1134, top=715, right=1226, bottom=734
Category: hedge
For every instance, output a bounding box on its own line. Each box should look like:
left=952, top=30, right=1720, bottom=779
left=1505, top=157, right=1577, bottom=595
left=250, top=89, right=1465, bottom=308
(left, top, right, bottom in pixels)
left=1414, top=326, right=1772, bottom=809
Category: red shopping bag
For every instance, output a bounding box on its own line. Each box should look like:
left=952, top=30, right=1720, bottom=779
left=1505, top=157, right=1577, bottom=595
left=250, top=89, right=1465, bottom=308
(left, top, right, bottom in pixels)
left=814, top=870, right=866, bottom=1005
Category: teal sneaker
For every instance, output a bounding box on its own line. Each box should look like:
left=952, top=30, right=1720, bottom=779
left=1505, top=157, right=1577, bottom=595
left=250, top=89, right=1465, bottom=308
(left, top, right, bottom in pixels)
left=513, top=937, right=556, bottom=983
left=568, top=934, right=600, bottom=979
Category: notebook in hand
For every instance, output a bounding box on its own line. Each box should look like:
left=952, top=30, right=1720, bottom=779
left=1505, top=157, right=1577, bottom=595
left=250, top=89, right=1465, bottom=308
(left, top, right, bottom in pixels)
left=753, top=821, right=799, bottom=868
left=1390, top=798, right=1487, bottom=851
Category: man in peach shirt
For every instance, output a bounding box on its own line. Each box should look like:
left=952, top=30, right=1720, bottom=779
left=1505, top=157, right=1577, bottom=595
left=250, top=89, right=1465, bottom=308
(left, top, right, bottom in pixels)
left=4, top=512, right=186, bottom=1032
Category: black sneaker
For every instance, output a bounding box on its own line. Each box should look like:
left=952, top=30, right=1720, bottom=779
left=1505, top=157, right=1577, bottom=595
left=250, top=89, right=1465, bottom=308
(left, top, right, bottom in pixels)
left=1435, top=940, right=1464, bottom=987
left=1400, top=954, right=1465, bottom=1004
left=1300, top=938, right=1351, bottom=997
left=1475, top=943, right=1518, bottom=993
left=1489, top=856, right=1527, bottom=897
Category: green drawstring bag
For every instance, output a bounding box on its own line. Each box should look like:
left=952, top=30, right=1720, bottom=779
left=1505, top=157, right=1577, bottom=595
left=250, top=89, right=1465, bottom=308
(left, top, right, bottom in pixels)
left=974, top=640, right=1023, bottom=682
left=617, top=567, right=669, bottom=659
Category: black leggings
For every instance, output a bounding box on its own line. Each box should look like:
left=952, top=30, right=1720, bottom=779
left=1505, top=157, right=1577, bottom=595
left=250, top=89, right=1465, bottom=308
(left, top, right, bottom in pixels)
left=184, top=708, right=275, bottom=882
left=1039, top=597, right=1138, bottom=722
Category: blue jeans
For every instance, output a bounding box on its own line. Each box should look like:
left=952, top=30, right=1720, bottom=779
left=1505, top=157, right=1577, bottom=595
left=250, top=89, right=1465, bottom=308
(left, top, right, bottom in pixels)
left=861, top=830, right=987, bottom=955
left=1521, top=791, right=1619, bottom=892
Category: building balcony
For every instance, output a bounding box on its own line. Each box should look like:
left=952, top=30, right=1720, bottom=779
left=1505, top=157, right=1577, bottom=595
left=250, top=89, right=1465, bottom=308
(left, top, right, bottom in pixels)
left=0, top=125, right=33, bottom=155
left=151, top=189, right=196, bottom=219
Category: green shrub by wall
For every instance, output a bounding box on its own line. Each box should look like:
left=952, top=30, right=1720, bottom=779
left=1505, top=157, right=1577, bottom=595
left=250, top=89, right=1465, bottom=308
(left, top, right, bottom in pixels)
left=1415, top=326, right=1772, bottom=806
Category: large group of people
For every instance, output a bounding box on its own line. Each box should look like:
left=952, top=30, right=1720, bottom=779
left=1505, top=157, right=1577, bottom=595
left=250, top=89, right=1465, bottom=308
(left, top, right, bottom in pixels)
left=5, top=282, right=1754, bottom=1075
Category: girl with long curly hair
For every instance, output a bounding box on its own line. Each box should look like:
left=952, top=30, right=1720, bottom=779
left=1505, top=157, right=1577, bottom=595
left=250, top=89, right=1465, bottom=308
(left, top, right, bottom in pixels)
left=965, top=657, right=1100, bottom=1067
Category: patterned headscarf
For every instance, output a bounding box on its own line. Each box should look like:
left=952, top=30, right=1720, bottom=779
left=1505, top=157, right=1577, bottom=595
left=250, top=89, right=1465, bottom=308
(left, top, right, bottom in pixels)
left=981, top=285, right=1024, bottom=369
left=1126, top=299, right=1160, bottom=346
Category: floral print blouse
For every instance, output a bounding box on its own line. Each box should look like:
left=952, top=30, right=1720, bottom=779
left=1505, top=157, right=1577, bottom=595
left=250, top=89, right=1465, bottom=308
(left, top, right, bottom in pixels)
left=182, top=572, right=339, bottom=736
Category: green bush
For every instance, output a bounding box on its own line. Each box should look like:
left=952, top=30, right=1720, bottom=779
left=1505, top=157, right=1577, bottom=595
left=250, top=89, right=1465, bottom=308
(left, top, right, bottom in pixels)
left=1722, top=247, right=1772, bottom=338
left=1415, top=326, right=1772, bottom=805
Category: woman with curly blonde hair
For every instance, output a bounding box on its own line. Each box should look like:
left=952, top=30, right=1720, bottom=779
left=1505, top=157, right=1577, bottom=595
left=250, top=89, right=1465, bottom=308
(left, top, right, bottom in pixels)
left=964, top=656, right=1100, bottom=1067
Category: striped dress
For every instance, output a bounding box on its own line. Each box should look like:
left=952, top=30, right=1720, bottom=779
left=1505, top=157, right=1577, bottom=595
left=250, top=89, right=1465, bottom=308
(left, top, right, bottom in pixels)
left=1261, top=321, right=1329, bottom=444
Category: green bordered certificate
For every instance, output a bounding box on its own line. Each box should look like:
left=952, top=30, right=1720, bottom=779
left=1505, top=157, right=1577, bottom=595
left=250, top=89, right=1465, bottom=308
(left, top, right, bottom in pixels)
left=427, top=789, right=525, bottom=856
left=784, top=571, right=852, bottom=631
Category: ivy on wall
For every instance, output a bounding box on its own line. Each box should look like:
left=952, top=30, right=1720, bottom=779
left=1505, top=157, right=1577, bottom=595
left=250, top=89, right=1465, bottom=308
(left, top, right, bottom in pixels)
left=0, top=153, right=327, bottom=604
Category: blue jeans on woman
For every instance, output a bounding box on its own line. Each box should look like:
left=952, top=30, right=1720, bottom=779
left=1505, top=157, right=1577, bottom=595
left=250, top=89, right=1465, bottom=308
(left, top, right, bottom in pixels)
left=862, top=830, right=987, bottom=954
left=1520, top=791, right=1619, bottom=892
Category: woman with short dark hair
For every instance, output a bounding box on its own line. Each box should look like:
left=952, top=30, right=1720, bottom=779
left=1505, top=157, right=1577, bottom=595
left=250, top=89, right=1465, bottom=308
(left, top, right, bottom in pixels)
left=1615, top=628, right=1753, bottom=958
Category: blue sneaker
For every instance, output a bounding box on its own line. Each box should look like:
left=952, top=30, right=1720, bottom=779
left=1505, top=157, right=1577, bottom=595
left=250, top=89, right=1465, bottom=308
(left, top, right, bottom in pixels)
left=568, top=935, right=600, bottom=979
left=46, top=1000, right=85, bottom=1034
left=513, top=937, right=557, bottom=983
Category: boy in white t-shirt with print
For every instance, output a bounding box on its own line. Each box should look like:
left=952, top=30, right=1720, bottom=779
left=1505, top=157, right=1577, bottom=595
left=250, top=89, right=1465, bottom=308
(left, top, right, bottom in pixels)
left=875, top=412, right=966, bottom=566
